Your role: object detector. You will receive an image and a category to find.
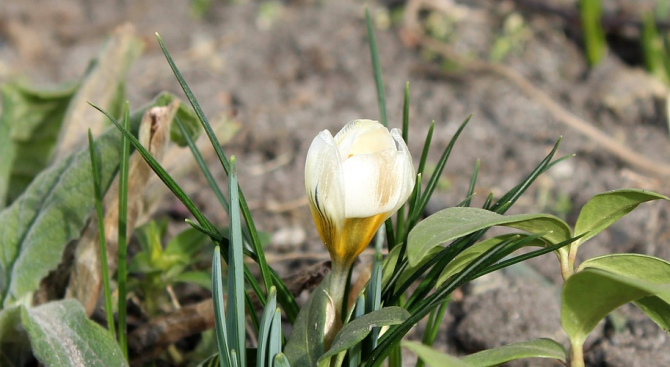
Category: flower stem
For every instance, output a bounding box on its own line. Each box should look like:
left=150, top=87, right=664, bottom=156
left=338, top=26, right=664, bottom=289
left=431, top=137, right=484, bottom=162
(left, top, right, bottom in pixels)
left=570, top=339, right=585, bottom=367
left=328, top=260, right=351, bottom=323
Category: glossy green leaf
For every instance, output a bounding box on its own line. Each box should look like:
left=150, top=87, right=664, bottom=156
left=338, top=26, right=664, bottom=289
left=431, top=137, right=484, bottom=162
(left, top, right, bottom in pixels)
left=21, top=299, right=128, bottom=367
left=402, top=341, right=473, bottom=367
left=0, top=82, right=77, bottom=207
left=0, top=124, right=126, bottom=308
left=436, top=234, right=545, bottom=287
left=284, top=276, right=329, bottom=367
left=562, top=267, right=670, bottom=346
left=408, top=207, right=571, bottom=266
left=573, top=189, right=670, bottom=248
left=461, top=338, right=567, bottom=366
left=274, top=353, right=291, bottom=367
left=319, top=307, right=410, bottom=362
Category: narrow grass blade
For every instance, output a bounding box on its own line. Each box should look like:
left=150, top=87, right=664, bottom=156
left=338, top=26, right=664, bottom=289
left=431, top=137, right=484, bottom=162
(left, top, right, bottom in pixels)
left=416, top=300, right=449, bottom=367
left=417, top=122, right=434, bottom=178
left=176, top=116, right=229, bottom=213
left=257, top=287, right=277, bottom=367
left=212, top=246, right=232, bottom=367
left=365, top=8, right=387, bottom=127
left=117, top=103, right=130, bottom=359
left=87, top=130, right=115, bottom=339
left=411, top=115, right=471, bottom=225
left=155, top=34, right=276, bottom=299
left=90, top=103, right=268, bottom=327
left=463, top=159, right=480, bottom=208
left=362, top=253, right=383, bottom=355
left=268, top=308, right=282, bottom=362
left=227, top=157, right=246, bottom=367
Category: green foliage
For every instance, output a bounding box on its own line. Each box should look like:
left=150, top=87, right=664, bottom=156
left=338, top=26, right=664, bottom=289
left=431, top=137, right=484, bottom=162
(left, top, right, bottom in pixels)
left=407, top=207, right=571, bottom=267
left=284, top=278, right=329, bottom=367
left=319, top=307, right=410, bottom=363
left=0, top=122, right=127, bottom=309
left=129, top=220, right=211, bottom=314
left=403, top=341, right=472, bottom=367
left=21, top=300, right=128, bottom=367
left=461, top=338, right=567, bottom=366
left=580, top=0, right=607, bottom=66
left=0, top=82, right=77, bottom=207
left=572, top=189, right=670, bottom=249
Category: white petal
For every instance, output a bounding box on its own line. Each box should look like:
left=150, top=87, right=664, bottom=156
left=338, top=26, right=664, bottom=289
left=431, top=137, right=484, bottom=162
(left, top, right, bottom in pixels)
left=390, top=128, right=416, bottom=211
left=334, top=119, right=390, bottom=158
left=305, top=130, right=346, bottom=239
left=341, top=149, right=405, bottom=218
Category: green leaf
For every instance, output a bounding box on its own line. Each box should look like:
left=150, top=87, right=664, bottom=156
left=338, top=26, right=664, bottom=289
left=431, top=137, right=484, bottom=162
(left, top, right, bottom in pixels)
left=196, top=354, right=220, bottom=367
left=0, top=82, right=77, bottom=207
left=436, top=234, right=546, bottom=287
left=573, top=189, right=670, bottom=249
left=274, top=353, right=291, bottom=367
left=319, top=306, right=410, bottom=362
left=284, top=276, right=330, bottom=367
left=166, top=226, right=210, bottom=259
left=578, top=253, right=670, bottom=330
left=461, top=338, right=567, bottom=367
left=562, top=267, right=670, bottom=346
left=580, top=0, right=607, bottom=66
left=173, top=271, right=213, bottom=290
left=0, top=124, right=125, bottom=308
left=20, top=299, right=128, bottom=367
left=402, top=341, right=473, bottom=367
left=408, top=207, right=571, bottom=266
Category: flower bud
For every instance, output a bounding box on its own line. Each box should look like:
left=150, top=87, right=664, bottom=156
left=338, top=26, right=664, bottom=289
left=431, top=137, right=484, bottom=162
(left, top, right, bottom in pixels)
left=305, top=119, right=415, bottom=267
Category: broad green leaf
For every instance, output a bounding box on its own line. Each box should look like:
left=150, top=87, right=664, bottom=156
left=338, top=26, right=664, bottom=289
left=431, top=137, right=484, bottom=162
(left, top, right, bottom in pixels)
left=274, top=353, right=291, bottom=367
left=436, top=234, right=545, bottom=287
left=408, top=207, right=571, bottom=266
left=0, top=124, right=126, bottom=308
left=319, top=306, right=410, bottom=361
left=0, top=306, right=31, bottom=366
left=562, top=267, right=670, bottom=346
left=285, top=276, right=330, bottom=367
left=461, top=338, right=567, bottom=367
left=402, top=341, right=473, bottom=367
left=166, top=226, right=210, bottom=258
left=578, top=253, right=670, bottom=330
left=21, top=299, right=128, bottom=367
left=573, top=189, right=670, bottom=249
left=0, top=82, right=78, bottom=207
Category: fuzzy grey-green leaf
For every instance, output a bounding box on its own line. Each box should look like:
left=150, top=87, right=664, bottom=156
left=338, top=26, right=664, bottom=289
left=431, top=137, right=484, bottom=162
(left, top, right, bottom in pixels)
left=461, top=338, right=567, bottom=366
left=21, top=299, right=128, bottom=367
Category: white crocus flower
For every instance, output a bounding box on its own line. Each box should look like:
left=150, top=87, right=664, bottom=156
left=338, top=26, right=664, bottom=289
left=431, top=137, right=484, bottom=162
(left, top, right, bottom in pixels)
left=305, top=119, right=415, bottom=269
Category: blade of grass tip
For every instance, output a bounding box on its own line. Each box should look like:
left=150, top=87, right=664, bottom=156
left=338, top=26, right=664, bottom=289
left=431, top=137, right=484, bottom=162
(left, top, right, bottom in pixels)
left=417, top=121, right=434, bottom=177
left=412, top=115, right=472, bottom=223
left=117, top=102, right=130, bottom=359
left=88, top=130, right=116, bottom=339
left=227, top=156, right=246, bottom=367
left=256, top=287, right=277, bottom=367
left=213, top=246, right=233, bottom=367
left=155, top=34, right=275, bottom=296
left=176, top=116, right=230, bottom=213
left=402, top=82, right=410, bottom=141
left=482, top=193, right=494, bottom=210
left=365, top=8, right=388, bottom=127
left=91, top=102, right=269, bottom=326
left=462, top=159, right=480, bottom=208
left=185, top=218, right=225, bottom=242
left=490, top=137, right=562, bottom=214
